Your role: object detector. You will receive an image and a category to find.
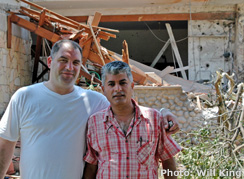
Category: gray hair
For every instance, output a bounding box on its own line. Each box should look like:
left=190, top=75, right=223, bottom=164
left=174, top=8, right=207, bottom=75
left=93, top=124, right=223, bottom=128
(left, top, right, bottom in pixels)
left=101, top=61, right=133, bottom=86
left=50, top=39, right=82, bottom=59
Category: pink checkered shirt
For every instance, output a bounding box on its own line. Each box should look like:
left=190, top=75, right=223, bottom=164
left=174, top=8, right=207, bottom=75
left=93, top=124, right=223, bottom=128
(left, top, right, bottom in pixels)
left=84, top=99, right=181, bottom=179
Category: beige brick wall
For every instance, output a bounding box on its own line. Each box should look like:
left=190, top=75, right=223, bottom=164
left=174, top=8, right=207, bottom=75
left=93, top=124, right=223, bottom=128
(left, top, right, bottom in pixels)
left=0, top=30, right=32, bottom=116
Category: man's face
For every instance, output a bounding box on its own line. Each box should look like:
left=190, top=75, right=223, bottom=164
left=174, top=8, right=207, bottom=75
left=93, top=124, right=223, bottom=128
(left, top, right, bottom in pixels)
left=48, top=43, right=81, bottom=89
left=102, top=72, right=134, bottom=107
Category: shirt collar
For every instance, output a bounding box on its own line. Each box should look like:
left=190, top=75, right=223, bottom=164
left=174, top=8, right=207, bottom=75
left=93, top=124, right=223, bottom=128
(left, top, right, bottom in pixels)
left=103, top=99, right=144, bottom=123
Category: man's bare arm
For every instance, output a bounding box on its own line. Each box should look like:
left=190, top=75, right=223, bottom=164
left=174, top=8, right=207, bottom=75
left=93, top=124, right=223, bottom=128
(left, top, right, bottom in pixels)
left=162, top=157, right=177, bottom=179
left=83, top=162, right=98, bottom=179
left=0, top=137, right=16, bottom=179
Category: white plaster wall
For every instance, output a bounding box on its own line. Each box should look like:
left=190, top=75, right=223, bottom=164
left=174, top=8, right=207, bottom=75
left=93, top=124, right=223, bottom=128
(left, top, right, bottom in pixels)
left=234, top=3, right=244, bottom=83
left=188, top=20, right=235, bottom=82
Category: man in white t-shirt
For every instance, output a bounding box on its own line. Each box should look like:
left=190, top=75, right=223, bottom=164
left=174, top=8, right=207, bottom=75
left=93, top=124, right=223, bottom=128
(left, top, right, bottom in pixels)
left=0, top=40, right=179, bottom=179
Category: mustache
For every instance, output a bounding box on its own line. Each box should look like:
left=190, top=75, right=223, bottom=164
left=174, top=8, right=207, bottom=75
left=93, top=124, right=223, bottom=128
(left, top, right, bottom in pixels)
left=112, top=92, right=125, bottom=98
left=61, top=69, right=75, bottom=74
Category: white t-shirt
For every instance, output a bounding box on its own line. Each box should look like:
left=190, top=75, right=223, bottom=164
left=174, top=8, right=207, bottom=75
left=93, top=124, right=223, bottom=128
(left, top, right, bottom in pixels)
left=0, top=82, right=109, bottom=179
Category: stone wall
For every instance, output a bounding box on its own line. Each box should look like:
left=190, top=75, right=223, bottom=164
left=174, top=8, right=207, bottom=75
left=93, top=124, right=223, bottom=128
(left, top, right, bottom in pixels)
left=133, top=85, right=203, bottom=145
left=0, top=9, right=32, bottom=116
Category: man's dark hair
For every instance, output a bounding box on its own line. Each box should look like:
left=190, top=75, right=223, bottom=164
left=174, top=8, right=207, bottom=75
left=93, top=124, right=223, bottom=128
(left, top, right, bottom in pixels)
left=50, top=40, right=82, bottom=59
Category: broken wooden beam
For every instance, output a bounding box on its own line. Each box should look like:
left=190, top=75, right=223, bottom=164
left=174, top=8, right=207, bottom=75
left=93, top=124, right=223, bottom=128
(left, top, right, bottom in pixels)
left=10, top=13, right=61, bottom=43
left=88, top=22, right=105, bottom=66
left=7, top=14, right=12, bottom=48
left=130, top=65, right=147, bottom=85
left=83, top=12, right=102, bottom=65
left=18, top=0, right=119, bottom=33
left=145, top=72, right=162, bottom=85
left=122, top=40, right=129, bottom=64
left=20, top=6, right=117, bottom=40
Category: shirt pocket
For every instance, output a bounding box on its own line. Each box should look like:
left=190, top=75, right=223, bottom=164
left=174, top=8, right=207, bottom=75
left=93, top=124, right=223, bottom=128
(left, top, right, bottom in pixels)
left=136, top=133, right=155, bottom=166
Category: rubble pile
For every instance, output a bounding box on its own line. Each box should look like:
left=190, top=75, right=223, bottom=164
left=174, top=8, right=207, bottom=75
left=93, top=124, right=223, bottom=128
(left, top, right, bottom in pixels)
left=7, top=0, right=163, bottom=87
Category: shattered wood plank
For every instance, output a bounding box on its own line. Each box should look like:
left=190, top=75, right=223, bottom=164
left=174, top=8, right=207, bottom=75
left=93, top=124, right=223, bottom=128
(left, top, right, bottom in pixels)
left=87, top=15, right=94, bottom=27
left=88, top=51, right=111, bottom=65
left=129, top=58, right=214, bottom=93
left=97, top=33, right=110, bottom=41
left=78, top=34, right=109, bottom=47
left=99, top=31, right=116, bottom=38
left=90, top=12, right=102, bottom=28
left=19, top=8, right=53, bottom=28
left=80, top=37, right=92, bottom=47
left=130, top=65, right=147, bottom=85
left=19, top=0, right=89, bottom=30
left=91, top=25, right=119, bottom=33
left=83, top=12, right=102, bottom=65
left=107, top=49, right=122, bottom=61
left=88, top=22, right=105, bottom=66
left=101, top=46, right=114, bottom=63
left=122, top=40, right=129, bottom=64
left=18, top=0, right=119, bottom=33
left=145, top=72, right=162, bottom=85
left=20, top=6, right=80, bottom=31
left=160, top=66, right=174, bottom=78
left=39, top=9, right=46, bottom=26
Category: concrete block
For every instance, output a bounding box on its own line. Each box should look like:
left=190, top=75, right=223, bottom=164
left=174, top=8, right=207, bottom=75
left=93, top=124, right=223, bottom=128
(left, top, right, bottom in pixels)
left=10, top=69, right=14, bottom=82
left=2, top=54, right=7, bottom=67
left=0, top=30, right=5, bottom=48
left=0, top=13, right=7, bottom=32
left=3, top=92, right=9, bottom=103
left=0, top=90, right=3, bottom=103
left=0, top=74, right=7, bottom=85
left=14, top=77, right=20, bottom=86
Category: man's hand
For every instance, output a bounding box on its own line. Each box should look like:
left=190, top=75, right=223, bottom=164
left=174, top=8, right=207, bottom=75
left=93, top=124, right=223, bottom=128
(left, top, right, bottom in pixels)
left=160, top=108, right=180, bottom=135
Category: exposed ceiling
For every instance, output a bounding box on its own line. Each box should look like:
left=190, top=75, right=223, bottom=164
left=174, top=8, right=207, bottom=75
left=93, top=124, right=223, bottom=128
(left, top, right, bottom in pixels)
left=31, top=0, right=244, bottom=16
left=31, top=0, right=244, bottom=10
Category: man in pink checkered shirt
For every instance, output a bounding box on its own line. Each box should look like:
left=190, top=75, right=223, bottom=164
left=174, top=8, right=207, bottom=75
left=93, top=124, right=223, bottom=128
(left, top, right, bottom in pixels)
left=83, top=61, right=181, bottom=179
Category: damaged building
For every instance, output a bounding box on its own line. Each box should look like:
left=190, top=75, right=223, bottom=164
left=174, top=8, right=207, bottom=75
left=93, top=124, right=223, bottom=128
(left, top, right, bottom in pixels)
left=0, top=0, right=244, bottom=114
left=1, top=0, right=244, bottom=177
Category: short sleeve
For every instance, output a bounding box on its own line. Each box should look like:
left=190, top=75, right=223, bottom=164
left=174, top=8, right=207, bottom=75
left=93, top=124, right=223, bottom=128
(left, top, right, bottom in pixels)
left=0, top=92, right=20, bottom=141
left=156, top=115, right=181, bottom=161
